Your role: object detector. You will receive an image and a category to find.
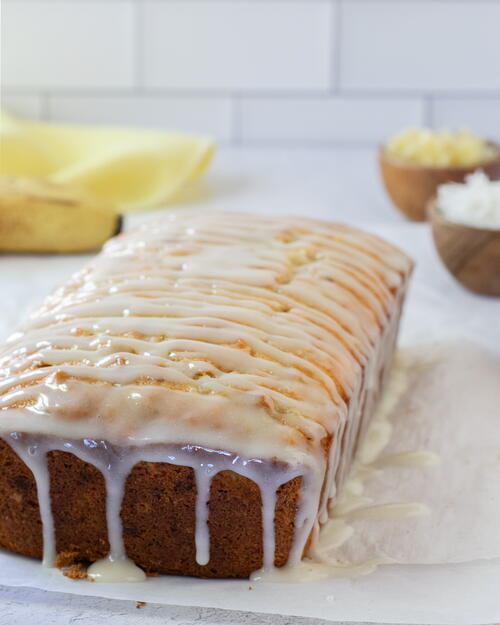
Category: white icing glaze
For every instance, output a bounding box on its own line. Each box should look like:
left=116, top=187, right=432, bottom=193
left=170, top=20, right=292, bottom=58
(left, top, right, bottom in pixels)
left=0, top=211, right=413, bottom=580
left=87, top=556, right=146, bottom=583
left=0, top=212, right=411, bottom=460
left=372, top=450, right=439, bottom=469
left=250, top=557, right=382, bottom=582
left=340, top=502, right=430, bottom=521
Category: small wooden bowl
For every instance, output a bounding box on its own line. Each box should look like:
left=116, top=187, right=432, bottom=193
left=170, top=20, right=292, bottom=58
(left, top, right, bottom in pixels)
left=379, top=144, right=500, bottom=222
left=429, top=200, right=500, bottom=296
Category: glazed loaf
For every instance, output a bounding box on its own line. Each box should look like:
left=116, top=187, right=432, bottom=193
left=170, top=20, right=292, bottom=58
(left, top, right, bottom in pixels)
left=0, top=211, right=413, bottom=578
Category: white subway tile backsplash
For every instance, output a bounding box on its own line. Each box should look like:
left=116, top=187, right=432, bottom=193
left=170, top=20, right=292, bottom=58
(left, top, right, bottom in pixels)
left=47, top=96, right=233, bottom=141
left=431, top=98, right=500, bottom=142
left=142, top=1, right=333, bottom=91
left=240, top=97, right=424, bottom=143
left=1, top=93, right=43, bottom=119
left=1, top=2, right=136, bottom=89
left=1, top=0, right=498, bottom=146
left=340, top=1, right=500, bottom=91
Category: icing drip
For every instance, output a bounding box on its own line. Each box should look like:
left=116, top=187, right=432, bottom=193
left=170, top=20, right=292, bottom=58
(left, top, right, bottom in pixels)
left=193, top=469, right=212, bottom=566
left=372, top=450, right=439, bottom=469
left=252, top=558, right=382, bottom=582
left=258, top=478, right=278, bottom=571
left=87, top=557, right=146, bottom=583
left=341, top=502, right=429, bottom=521
left=6, top=433, right=55, bottom=567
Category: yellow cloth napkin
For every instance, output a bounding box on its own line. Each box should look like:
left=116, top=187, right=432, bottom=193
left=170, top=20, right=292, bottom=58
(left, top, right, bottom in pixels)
left=0, top=112, right=214, bottom=211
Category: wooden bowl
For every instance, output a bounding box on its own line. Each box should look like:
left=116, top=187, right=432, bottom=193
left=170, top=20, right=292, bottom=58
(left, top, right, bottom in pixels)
left=379, top=144, right=500, bottom=222
left=429, top=200, right=500, bottom=296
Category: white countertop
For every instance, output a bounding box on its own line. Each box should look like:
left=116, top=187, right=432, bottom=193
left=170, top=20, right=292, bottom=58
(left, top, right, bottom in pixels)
left=143, top=145, right=401, bottom=224
left=0, top=146, right=470, bottom=625
left=0, top=585, right=369, bottom=625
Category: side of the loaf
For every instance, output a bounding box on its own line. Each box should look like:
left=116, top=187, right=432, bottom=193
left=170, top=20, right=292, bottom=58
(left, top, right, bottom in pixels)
left=0, top=441, right=302, bottom=577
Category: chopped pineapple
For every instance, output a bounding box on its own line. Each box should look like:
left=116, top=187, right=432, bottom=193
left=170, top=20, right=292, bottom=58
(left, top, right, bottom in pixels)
left=385, top=128, right=497, bottom=168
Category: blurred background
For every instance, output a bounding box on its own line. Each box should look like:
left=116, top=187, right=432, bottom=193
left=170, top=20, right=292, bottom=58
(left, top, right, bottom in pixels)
left=2, top=0, right=499, bottom=147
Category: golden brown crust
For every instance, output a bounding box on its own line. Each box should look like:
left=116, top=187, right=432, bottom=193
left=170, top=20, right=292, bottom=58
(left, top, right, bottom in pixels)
left=0, top=439, right=43, bottom=559
left=0, top=439, right=301, bottom=578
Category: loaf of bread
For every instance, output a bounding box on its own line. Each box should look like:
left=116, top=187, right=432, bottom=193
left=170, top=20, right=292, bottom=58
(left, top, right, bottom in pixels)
left=0, top=211, right=413, bottom=579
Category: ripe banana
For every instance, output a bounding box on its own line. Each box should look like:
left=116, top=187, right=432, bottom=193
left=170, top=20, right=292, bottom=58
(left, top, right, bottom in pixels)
left=0, top=176, right=122, bottom=253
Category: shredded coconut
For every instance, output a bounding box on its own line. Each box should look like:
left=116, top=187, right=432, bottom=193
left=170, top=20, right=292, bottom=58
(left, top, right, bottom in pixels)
left=437, top=171, right=500, bottom=229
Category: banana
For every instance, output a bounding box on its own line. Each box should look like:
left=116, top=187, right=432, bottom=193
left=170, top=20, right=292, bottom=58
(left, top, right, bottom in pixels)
left=0, top=176, right=122, bottom=253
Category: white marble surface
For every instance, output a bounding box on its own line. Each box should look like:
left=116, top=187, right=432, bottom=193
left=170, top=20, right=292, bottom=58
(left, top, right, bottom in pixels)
left=0, top=147, right=483, bottom=625
left=0, top=585, right=361, bottom=625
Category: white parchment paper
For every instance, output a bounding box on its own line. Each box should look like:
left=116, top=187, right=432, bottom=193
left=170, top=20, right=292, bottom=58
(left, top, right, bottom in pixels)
left=336, top=340, right=500, bottom=565
left=0, top=223, right=499, bottom=624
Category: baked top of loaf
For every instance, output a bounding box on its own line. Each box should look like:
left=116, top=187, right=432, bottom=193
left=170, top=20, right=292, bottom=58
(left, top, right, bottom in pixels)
left=0, top=211, right=412, bottom=466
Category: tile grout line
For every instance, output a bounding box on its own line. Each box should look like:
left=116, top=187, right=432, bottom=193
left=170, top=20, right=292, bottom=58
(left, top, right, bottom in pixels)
left=5, top=88, right=500, bottom=100
left=331, top=0, right=342, bottom=94
left=40, top=92, right=51, bottom=121
left=424, top=94, right=434, bottom=127
left=230, top=95, right=242, bottom=146
left=4, top=0, right=500, bottom=3
left=133, top=0, right=144, bottom=91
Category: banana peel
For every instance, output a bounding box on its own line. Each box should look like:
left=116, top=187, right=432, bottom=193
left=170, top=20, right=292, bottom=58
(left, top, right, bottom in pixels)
left=0, top=176, right=122, bottom=253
